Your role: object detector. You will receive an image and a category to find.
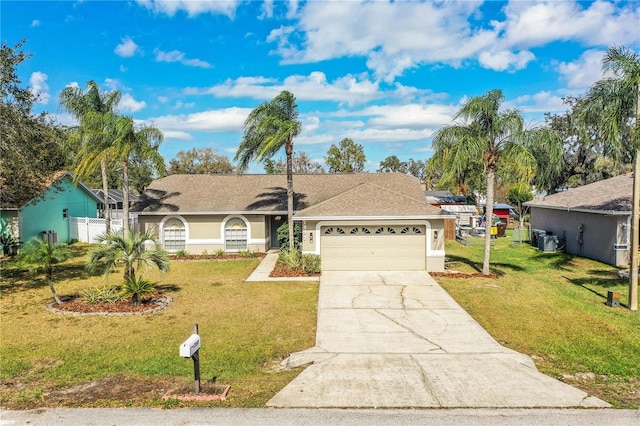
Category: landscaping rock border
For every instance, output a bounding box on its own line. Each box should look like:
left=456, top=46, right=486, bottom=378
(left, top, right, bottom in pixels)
left=46, top=294, right=173, bottom=317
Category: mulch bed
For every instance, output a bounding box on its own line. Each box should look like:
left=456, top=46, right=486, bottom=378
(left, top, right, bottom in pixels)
left=431, top=271, right=499, bottom=279
left=50, top=293, right=170, bottom=314
left=269, top=260, right=320, bottom=278
left=169, top=253, right=266, bottom=261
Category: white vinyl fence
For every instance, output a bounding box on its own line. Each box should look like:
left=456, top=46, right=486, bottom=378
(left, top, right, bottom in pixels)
left=69, top=217, right=123, bottom=243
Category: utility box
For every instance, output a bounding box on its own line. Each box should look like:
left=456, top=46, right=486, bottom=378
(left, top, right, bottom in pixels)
left=539, top=235, right=558, bottom=252
left=606, top=290, right=620, bottom=307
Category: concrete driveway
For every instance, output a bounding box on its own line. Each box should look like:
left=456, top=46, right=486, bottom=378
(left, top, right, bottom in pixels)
left=267, top=271, right=608, bottom=408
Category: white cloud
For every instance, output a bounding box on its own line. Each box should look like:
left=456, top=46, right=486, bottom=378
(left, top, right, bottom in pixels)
left=154, top=48, right=212, bottom=68
left=190, top=72, right=402, bottom=105
left=510, top=91, right=567, bottom=115
left=119, top=93, right=147, bottom=112
left=501, top=0, right=640, bottom=48
left=556, top=49, right=609, bottom=90
left=29, top=71, right=50, bottom=104
left=259, top=0, right=273, bottom=19
left=136, top=0, right=241, bottom=18
left=158, top=96, right=170, bottom=103
left=114, top=37, right=139, bottom=57
left=143, top=107, right=252, bottom=135
left=478, top=50, right=535, bottom=72
left=266, top=0, right=640, bottom=81
left=31, top=20, right=40, bottom=27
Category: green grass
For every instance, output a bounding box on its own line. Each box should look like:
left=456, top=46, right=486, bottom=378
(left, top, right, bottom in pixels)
left=436, top=235, right=640, bottom=408
left=0, top=244, right=318, bottom=408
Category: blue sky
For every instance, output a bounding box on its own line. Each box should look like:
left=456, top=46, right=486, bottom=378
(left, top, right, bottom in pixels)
left=3, top=0, right=639, bottom=173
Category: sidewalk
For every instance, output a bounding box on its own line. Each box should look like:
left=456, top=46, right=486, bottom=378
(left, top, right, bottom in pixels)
left=245, top=251, right=320, bottom=282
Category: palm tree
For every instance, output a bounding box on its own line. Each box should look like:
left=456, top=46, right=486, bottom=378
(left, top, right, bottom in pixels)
left=577, top=46, right=639, bottom=310
left=59, top=81, right=121, bottom=231
left=432, top=89, right=534, bottom=275
left=235, top=91, right=302, bottom=246
left=20, top=237, right=73, bottom=305
left=110, top=115, right=165, bottom=233
left=86, top=229, right=169, bottom=285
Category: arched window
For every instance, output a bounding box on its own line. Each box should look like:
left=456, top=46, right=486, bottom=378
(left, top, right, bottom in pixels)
left=163, top=218, right=185, bottom=252
left=225, top=217, right=248, bottom=251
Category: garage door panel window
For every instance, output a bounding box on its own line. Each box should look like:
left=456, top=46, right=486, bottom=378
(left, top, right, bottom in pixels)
left=225, top=218, right=248, bottom=251
left=163, top=218, right=186, bottom=252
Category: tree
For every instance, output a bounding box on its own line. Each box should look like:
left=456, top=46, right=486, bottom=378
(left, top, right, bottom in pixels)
left=432, top=89, right=534, bottom=275
left=86, top=230, right=169, bottom=304
left=577, top=45, right=639, bottom=310
left=235, top=91, right=302, bottom=246
left=20, top=237, right=73, bottom=305
left=59, top=81, right=121, bottom=231
left=168, top=147, right=234, bottom=175
left=1, top=40, right=69, bottom=207
left=506, top=183, right=533, bottom=229
left=110, top=115, right=165, bottom=232
left=264, top=151, right=325, bottom=174
left=378, top=155, right=407, bottom=173
left=326, top=138, right=366, bottom=173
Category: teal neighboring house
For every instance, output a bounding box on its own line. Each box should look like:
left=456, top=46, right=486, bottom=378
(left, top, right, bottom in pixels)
left=0, top=172, right=101, bottom=244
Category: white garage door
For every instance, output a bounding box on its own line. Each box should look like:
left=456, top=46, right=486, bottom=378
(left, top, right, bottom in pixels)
left=321, top=225, right=426, bottom=271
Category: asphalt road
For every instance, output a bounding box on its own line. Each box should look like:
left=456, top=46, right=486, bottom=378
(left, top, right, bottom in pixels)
left=2, top=408, right=639, bottom=426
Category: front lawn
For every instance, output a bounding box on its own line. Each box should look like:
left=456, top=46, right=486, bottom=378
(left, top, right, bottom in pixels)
left=435, top=235, right=640, bottom=408
left=0, top=245, right=318, bottom=408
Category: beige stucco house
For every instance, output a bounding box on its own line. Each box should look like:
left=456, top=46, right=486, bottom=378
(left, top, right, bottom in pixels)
left=133, top=173, right=450, bottom=272
left=525, top=173, right=634, bottom=267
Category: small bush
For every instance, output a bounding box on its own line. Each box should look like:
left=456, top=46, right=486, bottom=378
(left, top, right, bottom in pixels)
left=214, top=249, right=226, bottom=258
left=279, top=248, right=301, bottom=269
left=82, top=285, right=123, bottom=304
left=301, top=254, right=321, bottom=273
left=238, top=250, right=251, bottom=258
left=175, top=249, right=189, bottom=257
left=121, top=276, right=155, bottom=306
left=276, top=223, right=301, bottom=250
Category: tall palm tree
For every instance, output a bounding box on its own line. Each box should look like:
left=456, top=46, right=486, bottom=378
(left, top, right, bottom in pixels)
left=235, top=91, right=302, bottom=246
left=59, top=81, right=121, bottom=231
left=20, top=237, right=73, bottom=305
left=432, top=89, right=534, bottom=275
left=110, top=115, right=165, bottom=233
left=577, top=46, right=639, bottom=310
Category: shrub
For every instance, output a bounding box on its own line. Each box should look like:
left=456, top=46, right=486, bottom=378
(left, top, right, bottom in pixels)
left=214, top=249, right=226, bottom=258
left=0, top=219, right=21, bottom=257
left=279, top=248, right=301, bottom=269
left=276, top=223, right=301, bottom=250
left=82, top=285, right=123, bottom=304
left=121, top=276, right=155, bottom=306
left=175, top=249, right=189, bottom=257
left=301, top=254, right=321, bottom=274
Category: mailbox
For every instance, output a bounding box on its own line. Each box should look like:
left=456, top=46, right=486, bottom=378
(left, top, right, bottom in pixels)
left=179, top=334, right=201, bottom=358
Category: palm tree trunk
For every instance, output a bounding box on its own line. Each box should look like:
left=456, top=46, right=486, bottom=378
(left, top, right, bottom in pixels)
left=483, top=167, right=495, bottom=275
left=286, top=140, right=295, bottom=249
left=101, top=159, right=111, bottom=233
left=122, top=158, right=130, bottom=236
left=629, top=148, right=639, bottom=311
left=47, top=269, right=62, bottom=305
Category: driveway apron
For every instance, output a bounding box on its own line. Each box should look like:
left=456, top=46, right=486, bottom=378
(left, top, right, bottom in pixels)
left=267, top=271, right=608, bottom=408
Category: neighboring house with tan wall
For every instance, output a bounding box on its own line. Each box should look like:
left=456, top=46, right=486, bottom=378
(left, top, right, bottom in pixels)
left=133, top=173, right=450, bottom=272
left=525, top=174, right=634, bottom=267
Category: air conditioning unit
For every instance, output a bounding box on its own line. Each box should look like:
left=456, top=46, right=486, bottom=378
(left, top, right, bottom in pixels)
left=539, top=235, right=559, bottom=252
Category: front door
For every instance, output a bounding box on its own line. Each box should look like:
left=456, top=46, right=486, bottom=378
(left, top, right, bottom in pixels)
left=270, top=216, right=287, bottom=248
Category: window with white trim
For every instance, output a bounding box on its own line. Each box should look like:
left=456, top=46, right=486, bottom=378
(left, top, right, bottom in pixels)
left=163, top=218, right=186, bottom=251
left=225, top=217, right=248, bottom=251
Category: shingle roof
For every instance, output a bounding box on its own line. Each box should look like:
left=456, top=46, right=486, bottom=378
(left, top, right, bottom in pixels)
left=525, top=173, right=633, bottom=214
left=133, top=173, right=444, bottom=217
left=294, top=182, right=443, bottom=218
